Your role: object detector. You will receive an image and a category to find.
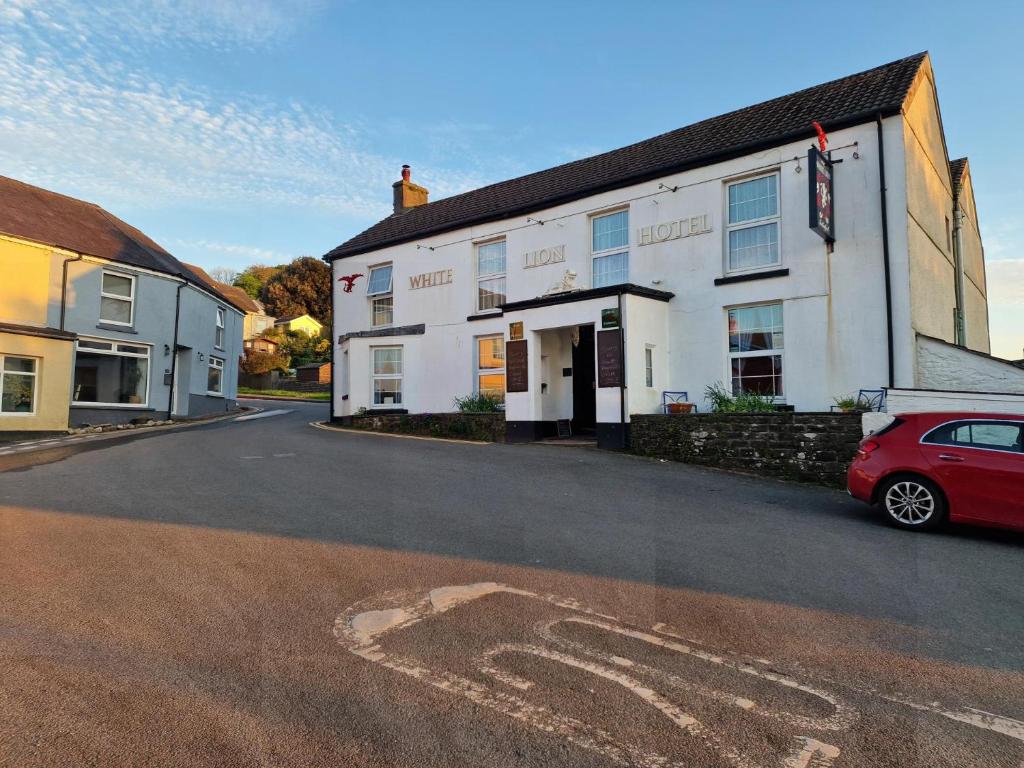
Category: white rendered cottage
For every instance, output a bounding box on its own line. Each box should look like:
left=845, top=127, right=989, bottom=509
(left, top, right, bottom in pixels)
left=325, top=53, right=1000, bottom=448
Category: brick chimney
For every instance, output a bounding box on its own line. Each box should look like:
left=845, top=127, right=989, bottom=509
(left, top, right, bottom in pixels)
left=392, top=164, right=429, bottom=214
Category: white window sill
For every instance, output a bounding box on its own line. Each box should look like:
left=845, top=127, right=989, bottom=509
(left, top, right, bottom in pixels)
left=206, top=392, right=225, bottom=398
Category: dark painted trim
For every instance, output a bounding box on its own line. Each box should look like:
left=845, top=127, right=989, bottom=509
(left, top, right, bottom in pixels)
left=95, top=323, right=139, bottom=334
left=505, top=420, right=556, bottom=443
left=877, top=114, right=895, bottom=389
left=365, top=408, right=408, bottom=415
left=466, top=312, right=504, bottom=322
left=713, top=268, right=789, bottom=286
left=338, top=323, right=426, bottom=344
left=324, top=106, right=907, bottom=262
left=596, top=422, right=630, bottom=450
left=0, top=322, right=76, bottom=341
left=500, top=284, right=673, bottom=313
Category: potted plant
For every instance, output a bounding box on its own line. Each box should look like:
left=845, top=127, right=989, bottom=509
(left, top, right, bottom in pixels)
left=833, top=395, right=867, bottom=413
left=667, top=401, right=693, bottom=414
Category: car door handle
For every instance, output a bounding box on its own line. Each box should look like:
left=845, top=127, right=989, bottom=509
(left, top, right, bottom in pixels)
left=938, top=453, right=966, bottom=462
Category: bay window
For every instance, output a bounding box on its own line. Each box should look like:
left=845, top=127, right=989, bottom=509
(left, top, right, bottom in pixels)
left=726, top=174, right=780, bottom=272
left=476, top=240, right=506, bottom=312
left=476, top=336, right=505, bottom=403
left=100, top=271, right=135, bottom=326
left=73, top=339, right=150, bottom=406
left=0, top=355, right=37, bottom=414
left=372, top=347, right=402, bottom=407
left=592, top=210, right=629, bottom=287
left=367, top=264, right=394, bottom=327
left=728, top=303, right=784, bottom=397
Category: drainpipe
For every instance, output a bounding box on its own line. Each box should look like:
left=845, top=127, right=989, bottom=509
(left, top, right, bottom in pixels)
left=166, top=280, right=185, bottom=418
left=617, top=291, right=626, bottom=445
left=876, top=114, right=895, bottom=389
left=59, top=253, right=85, bottom=330
left=951, top=195, right=967, bottom=346
left=329, top=265, right=335, bottom=424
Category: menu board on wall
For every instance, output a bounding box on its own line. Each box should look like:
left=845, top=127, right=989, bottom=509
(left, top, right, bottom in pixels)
left=506, top=339, right=528, bottom=393
left=597, top=329, right=623, bottom=388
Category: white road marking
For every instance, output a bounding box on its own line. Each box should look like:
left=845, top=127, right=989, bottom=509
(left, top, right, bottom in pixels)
left=336, top=582, right=1024, bottom=766
left=239, top=456, right=264, bottom=460
left=272, top=452, right=296, bottom=457
left=234, top=409, right=292, bottom=421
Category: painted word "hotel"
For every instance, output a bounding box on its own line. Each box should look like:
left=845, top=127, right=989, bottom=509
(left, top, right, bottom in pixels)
left=637, top=214, right=712, bottom=246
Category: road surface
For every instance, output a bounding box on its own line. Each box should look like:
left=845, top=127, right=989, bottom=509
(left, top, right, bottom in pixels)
left=1, top=400, right=1022, bottom=767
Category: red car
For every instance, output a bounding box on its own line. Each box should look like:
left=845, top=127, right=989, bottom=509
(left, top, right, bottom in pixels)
left=847, top=412, right=1024, bottom=532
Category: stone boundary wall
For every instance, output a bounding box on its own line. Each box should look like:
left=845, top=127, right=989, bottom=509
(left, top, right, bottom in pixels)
left=629, top=412, right=863, bottom=487
left=345, top=412, right=506, bottom=442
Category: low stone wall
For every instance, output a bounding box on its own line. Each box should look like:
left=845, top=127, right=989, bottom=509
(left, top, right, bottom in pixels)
left=345, top=412, right=506, bottom=442
left=629, top=412, right=863, bottom=487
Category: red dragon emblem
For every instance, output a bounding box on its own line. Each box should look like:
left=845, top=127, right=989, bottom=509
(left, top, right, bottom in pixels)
left=338, top=273, right=364, bottom=293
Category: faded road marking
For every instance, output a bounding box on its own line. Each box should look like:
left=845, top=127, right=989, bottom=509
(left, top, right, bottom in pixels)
left=234, top=409, right=292, bottom=421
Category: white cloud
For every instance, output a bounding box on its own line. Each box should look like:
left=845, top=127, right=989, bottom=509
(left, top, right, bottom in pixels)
left=0, top=8, right=492, bottom=222
left=987, top=258, right=1024, bottom=305
left=172, top=239, right=290, bottom=265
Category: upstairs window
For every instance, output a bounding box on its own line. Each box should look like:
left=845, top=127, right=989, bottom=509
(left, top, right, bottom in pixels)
left=726, top=174, right=780, bottom=272
left=100, top=271, right=135, bottom=326
left=215, top=307, right=225, bottom=348
left=367, top=264, right=393, bottom=327
left=476, top=240, right=506, bottom=312
left=592, top=210, right=629, bottom=288
left=728, top=303, right=784, bottom=398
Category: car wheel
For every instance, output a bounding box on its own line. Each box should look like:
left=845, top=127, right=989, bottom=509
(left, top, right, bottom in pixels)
left=879, top=475, right=947, bottom=531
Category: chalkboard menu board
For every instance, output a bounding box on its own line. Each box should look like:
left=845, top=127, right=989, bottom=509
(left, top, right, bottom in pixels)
left=597, top=329, right=623, bottom=388
left=506, top=339, right=528, bottom=392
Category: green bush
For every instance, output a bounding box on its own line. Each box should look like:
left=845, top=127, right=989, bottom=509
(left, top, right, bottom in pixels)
left=704, top=382, right=777, bottom=413
left=453, top=392, right=503, bottom=413
left=833, top=394, right=874, bottom=411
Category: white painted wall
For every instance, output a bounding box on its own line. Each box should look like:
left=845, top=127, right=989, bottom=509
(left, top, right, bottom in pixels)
left=332, top=117, right=947, bottom=419
left=886, top=388, right=1024, bottom=416
left=915, top=334, right=1024, bottom=394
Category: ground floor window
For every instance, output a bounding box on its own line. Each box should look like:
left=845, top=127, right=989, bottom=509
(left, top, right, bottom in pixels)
left=73, top=339, right=150, bottom=406
left=208, top=356, right=224, bottom=394
left=476, top=336, right=505, bottom=403
left=372, top=347, right=402, bottom=406
left=728, top=303, right=783, bottom=397
left=1, top=355, right=37, bottom=413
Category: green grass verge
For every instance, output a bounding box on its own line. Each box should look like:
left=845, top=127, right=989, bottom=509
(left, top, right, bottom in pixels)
left=238, top=387, right=330, bottom=400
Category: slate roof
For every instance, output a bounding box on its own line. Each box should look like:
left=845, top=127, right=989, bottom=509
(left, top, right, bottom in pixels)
left=949, top=157, right=968, bottom=188
left=181, top=263, right=259, bottom=313
left=325, top=53, right=928, bottom=261
left=0, top=175, right=246, bottom=311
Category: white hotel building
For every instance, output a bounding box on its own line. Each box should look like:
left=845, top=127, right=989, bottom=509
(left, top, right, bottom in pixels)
left=325, top=53, right=996, bottom=448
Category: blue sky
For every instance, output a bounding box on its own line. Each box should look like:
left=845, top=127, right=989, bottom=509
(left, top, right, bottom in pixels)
left=1, top=0, right=1021, bottom=358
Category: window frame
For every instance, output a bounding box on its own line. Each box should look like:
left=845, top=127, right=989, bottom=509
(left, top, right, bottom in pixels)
left=475, top=238, right=507, bottom=314
left=370, top=346, right=403, bottom=409
left=0, top=354, right=39, bottom=416
left=215, top=307, right=226, bottom=349
left=367, top=263, right=394, bottom=328
left=590, top=208, right=630, bottom=289
left=724, top=172, right=781, bottom=275
left=921, top=419, right=1024, bottom=455
left=475, top=334, right=506, bottom=405
left=72, top=337, right=152, bottom=408
left=644, top=345, right=654, bottom=389
left=726, top=302, right=785, bottom=400
left=99, top=270, right=136, bottom=327
left=207, top=355, right=225, bottom=396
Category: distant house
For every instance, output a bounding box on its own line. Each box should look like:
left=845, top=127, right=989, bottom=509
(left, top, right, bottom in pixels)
left=296, top=361, right=331, bottom=384
left=243, top=336, right=281, bottom=354
left=0, top=175, right=246, bottom=432
left=275, top=314, right=323, bottom=336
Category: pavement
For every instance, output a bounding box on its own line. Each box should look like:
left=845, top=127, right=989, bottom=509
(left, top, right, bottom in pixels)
left=1, top=399, right=1022, bottom=767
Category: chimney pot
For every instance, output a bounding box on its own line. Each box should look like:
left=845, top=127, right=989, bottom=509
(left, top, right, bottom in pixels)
left=401, top=164, right=411, bottom=181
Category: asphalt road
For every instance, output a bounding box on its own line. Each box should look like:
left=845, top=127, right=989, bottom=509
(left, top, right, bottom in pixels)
left=1, top=400, right=1022, bottom=767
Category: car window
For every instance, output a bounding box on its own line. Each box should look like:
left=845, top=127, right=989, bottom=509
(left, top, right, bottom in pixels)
left=923, top=421, right=1023, bottom=452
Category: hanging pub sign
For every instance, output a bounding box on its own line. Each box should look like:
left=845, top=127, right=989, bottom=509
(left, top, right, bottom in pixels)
left=600, top=308, right=620, bottom=329
left=808, top=147, right=834, bottom=243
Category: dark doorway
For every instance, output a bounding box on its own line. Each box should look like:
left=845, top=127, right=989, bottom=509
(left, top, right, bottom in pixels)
left=571, top=324, right=596, bottom=434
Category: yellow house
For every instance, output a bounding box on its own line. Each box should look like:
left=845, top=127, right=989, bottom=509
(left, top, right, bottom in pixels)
left=0, top=235, right=76, bottom=432
left=274, top=313, right=324, bottom=336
